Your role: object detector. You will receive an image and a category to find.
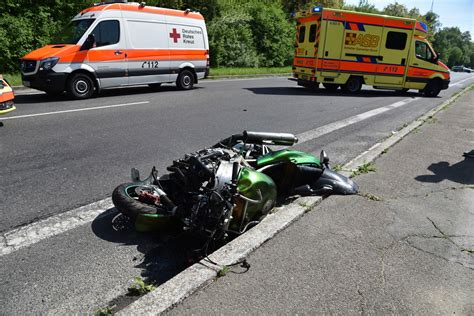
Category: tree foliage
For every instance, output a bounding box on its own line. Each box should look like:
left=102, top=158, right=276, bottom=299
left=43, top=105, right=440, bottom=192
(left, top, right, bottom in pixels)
left=0, top=0, right=472, bottom=73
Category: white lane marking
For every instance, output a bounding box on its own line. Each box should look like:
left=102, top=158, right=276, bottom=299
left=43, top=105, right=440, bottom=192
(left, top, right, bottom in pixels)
left=296, top=97, right=419, bottom=144
left=450, top=76, right=474, bottom=87
left=2, top=101, right=150, bottom=120
left=0, top=84, right=468, bottom=256
left=0, top=199, right=113, bottom=256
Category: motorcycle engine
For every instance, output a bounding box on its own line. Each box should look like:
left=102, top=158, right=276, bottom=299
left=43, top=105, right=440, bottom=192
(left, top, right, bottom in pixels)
left=170, top=148, right=238, bottom=240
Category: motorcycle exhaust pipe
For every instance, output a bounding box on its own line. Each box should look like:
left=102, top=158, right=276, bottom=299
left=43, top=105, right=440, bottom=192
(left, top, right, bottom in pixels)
left=243, top=131, right=298, bottom=146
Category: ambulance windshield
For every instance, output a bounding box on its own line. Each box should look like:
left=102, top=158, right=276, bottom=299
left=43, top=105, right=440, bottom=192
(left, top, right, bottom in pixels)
left=54, top=19, right=95, bottom=45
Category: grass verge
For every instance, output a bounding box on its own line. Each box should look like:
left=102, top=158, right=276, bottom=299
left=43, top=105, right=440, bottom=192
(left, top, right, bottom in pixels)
left=209, top=67, right=291, bottom=77
left=2, top=73, right=22, bottom=86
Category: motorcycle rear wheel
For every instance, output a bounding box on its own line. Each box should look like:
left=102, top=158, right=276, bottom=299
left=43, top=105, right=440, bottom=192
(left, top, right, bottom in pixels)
left=112, top=183, right=165, bottom=219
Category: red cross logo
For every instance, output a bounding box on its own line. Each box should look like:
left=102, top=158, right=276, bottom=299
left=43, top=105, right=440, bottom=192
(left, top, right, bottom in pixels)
left=170, top=28, right=181, bottom=43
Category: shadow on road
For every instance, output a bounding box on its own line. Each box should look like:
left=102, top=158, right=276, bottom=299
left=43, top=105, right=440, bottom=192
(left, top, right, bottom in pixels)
left=14, top=85, right=203, bottom=104
left=415, top=157, right=474, bottom=185
left=91, top=208, right=204, bottom=286
left=246, top=86, right=421, bottom=98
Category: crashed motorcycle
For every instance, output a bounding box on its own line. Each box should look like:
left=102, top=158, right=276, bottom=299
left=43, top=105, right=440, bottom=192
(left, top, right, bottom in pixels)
left=112, top=131, right=358, bottom=244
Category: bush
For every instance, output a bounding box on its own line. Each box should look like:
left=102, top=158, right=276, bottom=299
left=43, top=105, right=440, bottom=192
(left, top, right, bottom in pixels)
left=208, top=12, right=259, bottom=67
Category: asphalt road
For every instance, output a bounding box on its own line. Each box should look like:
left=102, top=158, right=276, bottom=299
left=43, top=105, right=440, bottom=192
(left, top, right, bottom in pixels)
left=1, top=73, right=472, bottom=233
left=0, top=73, right=473, bottom=314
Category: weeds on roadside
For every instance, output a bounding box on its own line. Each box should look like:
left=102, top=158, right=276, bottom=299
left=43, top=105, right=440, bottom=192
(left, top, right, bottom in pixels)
left=351, top=162, right=376, bottom=177
left=94, top=305, right=116, bottom=316
left=358, top=192, right=382, bottom=201
left=331, top=164, right=343, bottom=172
left=127, top=277, right=156, bottom=296
left=217, top=266, right=230, bottom=277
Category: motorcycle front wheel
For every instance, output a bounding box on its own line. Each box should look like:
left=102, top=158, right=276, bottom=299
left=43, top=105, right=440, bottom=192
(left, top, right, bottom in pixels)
left=112, top=183, right=167, bottom=219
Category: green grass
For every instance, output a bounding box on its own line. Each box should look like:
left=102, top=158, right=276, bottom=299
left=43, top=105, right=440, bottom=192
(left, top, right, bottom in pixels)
left=209, top=67, right=292, bottom=77
left=217, top=266, right=230, bottom=277
left=332, top=164, right=343, bottom=172
left=94, top=305, right=116, bottom=316
left=127, top=277, right=155, bottom=296
left=2, top=73, right=22, bottom=86
left=351, top=162, right=376, bottom=177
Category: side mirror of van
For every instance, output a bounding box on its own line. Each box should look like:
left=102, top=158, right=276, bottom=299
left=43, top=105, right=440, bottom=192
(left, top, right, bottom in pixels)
left=81, top=34, right=96, bottom=51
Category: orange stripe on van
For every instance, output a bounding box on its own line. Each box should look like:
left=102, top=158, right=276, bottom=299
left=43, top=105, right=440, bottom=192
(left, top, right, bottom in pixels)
left=82, top=4, right=204, bottom=20
left=128, top=49, right=207, bottom=61
left=0, top=91, right=14, bottom=103
left=60, top=49, right=208, bottom=63
left=293, top=58, right=316, bottom=68
left=317, top=59, right=406, bottom=75
left=408, top=67, right=449, bottom=79
left=298, top=16, right=319, bottom=24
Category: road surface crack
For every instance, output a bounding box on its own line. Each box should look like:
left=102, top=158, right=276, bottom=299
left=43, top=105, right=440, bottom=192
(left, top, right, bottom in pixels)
left=400, top=218, right=474, bottom=270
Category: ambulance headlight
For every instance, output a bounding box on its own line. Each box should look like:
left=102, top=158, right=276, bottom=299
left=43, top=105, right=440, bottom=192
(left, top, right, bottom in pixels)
left=40, top=57, right=59, bottom=71
left=312, top=6, right=321, bottom=13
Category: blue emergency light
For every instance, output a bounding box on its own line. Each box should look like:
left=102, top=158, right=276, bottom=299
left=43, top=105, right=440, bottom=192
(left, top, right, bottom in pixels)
left=419, top=21, right=429, bottom=32
left=312, top=6, right=322, bottom=13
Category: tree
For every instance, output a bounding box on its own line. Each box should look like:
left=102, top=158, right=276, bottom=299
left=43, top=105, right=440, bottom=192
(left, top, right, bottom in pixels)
left=447, top=47, right=463, bottom=67
left=383, top=2, right=409, bottom=17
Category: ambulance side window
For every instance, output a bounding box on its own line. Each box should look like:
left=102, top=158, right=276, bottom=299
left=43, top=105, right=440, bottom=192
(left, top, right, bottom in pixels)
left=309, top=24, right=317, bottom=43
left=298, top=26, right=306, bottom=43
left=91, top=20, right=120, bottom=47
left=385, top=31, right=407, bottom=50
left=415, top=41, right=433, bottom=61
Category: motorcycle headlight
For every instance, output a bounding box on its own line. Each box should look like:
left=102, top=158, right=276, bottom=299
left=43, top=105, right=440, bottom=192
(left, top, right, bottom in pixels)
left=40, top=57, right=59, bottom=71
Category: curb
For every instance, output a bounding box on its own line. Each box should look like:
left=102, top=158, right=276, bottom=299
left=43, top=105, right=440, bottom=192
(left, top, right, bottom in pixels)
left=120, top=196, right=321, bottom=315
left=119, top=83, right=473, bottom=315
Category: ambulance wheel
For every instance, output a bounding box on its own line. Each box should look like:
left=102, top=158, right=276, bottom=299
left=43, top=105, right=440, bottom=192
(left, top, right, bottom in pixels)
left=176, top=70, right=194, bottom=90
left=423, top=80, right=441, bottom=97
left=323, top=83, right=340, bottom=91
left=343, top=76, right=362, bottom=93
left=67, top=73, right=95, bottom=99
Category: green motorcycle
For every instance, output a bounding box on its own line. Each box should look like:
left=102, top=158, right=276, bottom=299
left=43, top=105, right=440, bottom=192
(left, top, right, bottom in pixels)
left=112, top=131, right=358, bottom=243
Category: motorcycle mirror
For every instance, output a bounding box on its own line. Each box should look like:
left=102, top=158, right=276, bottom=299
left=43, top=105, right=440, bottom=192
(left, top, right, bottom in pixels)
left=320, top=150, right=329, bottom=166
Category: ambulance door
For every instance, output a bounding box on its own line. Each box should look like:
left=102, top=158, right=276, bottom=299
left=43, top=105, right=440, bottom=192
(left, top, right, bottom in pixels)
left=320, top=20, right=345, bottom=77
left=294, top=19, right=319, bottom=80
left=375, top=27, right=412, bottom=85
left=86, top=19, right=128, bottom=88
left=125, top=19, right=171, bottom=85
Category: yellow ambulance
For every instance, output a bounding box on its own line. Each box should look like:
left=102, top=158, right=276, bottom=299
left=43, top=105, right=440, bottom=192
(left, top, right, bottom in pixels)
left=292, top=7, right=450, bottom=97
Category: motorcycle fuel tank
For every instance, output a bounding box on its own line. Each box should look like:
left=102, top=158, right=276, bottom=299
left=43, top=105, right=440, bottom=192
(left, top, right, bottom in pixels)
left=257, top=149, right=321, bottom=167
left=230, top=167, right=277, bottom=232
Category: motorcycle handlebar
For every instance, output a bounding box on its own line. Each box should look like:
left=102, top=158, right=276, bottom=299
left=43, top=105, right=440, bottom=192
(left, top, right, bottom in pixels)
left=243, top=131, right=298, bottom=146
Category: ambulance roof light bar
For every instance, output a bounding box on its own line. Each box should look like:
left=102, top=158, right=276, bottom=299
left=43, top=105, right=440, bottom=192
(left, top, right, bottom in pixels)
left=312, top=6, right=322, bottom=13
left=419, top=21, right=429, bottom=32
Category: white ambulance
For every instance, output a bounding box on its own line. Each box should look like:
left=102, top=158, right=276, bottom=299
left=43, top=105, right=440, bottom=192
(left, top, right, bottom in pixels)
left=20, top=0, right=209, bottom=99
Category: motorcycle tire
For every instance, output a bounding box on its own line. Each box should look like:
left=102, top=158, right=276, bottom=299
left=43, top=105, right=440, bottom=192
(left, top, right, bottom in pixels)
left=112, top=183, right=162, bottom=220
